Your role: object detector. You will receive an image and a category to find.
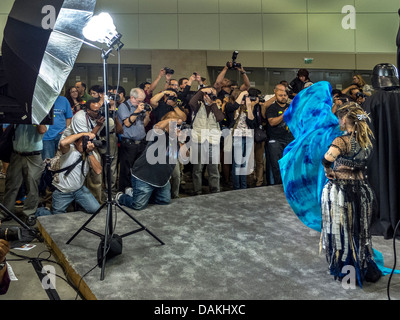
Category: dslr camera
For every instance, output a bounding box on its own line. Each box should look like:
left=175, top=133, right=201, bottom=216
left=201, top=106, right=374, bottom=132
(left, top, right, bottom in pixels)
left=227, top=50, right=242, bottom=69
left=164, top=67, right=175, bottom=75
left=356, top=92, right=366, bottom=99
left=207, top=93, right=218, bottom=101
left=82, top=135, right=105, bottom=151
left=166, top=95, right=178, bottom=103
left=177, top=121, right=191, bottom=131
left=142, top=103, right=152, bottom=112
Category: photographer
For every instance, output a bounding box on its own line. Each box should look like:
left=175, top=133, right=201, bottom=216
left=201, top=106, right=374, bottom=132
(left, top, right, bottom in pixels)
left=189, top=87, right=225, bottom=195
left=150, top=89, right=187, bottom=123
left=116, top=88, right=150, bottom=192
left=38, top=132, right=102, bottom=216
left=0, top=239, right=10, bottom=295
left=225, top=90, right=256, bottom=189
left=62, top=99, right=114, bottom=204
left=115, top=118, right=184, bottom=210
left=214, top=52, right=250, bottom=100
left=266, top=89, right=294, bottom=185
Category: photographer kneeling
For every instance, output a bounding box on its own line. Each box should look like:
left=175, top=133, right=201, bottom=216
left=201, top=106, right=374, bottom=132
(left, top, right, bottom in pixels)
left=37, top=132, right=102, bottom=216
left=115, top=117, right=184, bottom=210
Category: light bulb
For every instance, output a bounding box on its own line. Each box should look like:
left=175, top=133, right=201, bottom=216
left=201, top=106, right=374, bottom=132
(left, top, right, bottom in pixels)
left=82, top=12, right=117, bottom=44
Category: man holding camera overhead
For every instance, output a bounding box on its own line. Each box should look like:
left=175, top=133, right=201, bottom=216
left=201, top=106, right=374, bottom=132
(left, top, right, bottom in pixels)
left=214, top=51, right=251, bottom=100
left=116, top=88, right=150, bottom=193
left=150, top=88, right=187, bottom=123
left=189, top=87, right=225, bottom=195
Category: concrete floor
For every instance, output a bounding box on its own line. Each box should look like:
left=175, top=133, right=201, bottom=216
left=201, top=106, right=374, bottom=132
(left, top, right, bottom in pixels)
left=1, top=169, right=400, bottom=303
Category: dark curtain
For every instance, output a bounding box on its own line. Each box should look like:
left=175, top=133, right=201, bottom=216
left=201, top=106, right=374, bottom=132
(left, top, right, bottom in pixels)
left=363, top=90, right=400, bottom=239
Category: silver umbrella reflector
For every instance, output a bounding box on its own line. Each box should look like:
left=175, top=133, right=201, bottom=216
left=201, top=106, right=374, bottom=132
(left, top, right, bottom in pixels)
left=1, top=0, right=96, bottom=124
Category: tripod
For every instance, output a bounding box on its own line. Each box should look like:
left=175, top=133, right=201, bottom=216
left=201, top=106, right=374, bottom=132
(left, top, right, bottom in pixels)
left=66, top=43, right=164, bottom=281
left=0, top=202, right=40, bottom=240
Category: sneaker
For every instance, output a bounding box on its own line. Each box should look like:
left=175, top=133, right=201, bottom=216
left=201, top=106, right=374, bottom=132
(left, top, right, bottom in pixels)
left=124, top=187, right=133, bottom=197
left=15, top=200, right=24, bottom=207
left=115, top=192, right=123, bottom=205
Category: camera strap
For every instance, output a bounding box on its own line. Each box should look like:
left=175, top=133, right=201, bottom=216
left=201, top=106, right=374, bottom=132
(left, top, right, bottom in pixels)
left=53, top=155, right=83, bottom=177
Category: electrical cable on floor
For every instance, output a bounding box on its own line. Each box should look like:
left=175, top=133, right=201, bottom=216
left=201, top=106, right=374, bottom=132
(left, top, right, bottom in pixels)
left=8, top=249, right=85, bottom=300
left=387, top=219, right=400, bottom=300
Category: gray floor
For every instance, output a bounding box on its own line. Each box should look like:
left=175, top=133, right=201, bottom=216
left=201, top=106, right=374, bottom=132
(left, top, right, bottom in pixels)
left=2, top=184, right=400, bottom=301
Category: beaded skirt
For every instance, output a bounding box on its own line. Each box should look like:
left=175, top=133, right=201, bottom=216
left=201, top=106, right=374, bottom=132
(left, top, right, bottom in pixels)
left=320, top=179, right=381, bottom=286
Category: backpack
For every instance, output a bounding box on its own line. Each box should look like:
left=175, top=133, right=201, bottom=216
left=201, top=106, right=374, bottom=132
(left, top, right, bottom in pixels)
left=41, top=150, right=83, bottom=191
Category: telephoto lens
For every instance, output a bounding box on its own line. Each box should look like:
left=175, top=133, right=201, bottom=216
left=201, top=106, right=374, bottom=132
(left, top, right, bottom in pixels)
left=0, top=227, right=22, bottom=241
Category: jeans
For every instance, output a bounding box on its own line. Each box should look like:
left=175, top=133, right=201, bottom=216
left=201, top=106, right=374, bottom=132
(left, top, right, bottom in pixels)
left=51, top=186, right=100, bottom=215
left=118, top=176, right=171, bottom=210
left=232, top=136, right=254, bottom=190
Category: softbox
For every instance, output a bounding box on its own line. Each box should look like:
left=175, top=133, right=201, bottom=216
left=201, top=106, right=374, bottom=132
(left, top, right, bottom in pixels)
left=0, top=0, right=96, bottom=124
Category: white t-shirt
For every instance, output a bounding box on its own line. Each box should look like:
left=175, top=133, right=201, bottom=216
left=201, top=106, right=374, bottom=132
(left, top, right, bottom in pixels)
left=53, top=145, right=99, bottom=193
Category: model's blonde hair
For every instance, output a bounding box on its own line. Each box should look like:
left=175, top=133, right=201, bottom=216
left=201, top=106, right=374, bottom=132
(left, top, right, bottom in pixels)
left=336, top=102, right=374, bottom=149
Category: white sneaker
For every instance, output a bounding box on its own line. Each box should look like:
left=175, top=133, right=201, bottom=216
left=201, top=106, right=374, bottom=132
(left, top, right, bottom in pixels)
left=124, top=187, right=133, bottom=197
left=115, top=192, right=123, bottom=205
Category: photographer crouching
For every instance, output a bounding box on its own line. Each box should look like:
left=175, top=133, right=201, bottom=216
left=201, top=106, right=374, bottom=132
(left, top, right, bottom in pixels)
left=36, top=132, right=102, bottom=216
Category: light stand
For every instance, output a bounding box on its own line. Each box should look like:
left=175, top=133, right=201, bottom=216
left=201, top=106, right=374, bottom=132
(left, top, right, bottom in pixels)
left=66, top=16, right=164, bottom=281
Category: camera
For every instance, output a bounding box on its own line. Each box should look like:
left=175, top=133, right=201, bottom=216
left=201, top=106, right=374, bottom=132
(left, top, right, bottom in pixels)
left=98, top=105, right=115, bottom=118
left=227, top=50, right=241, bottom=69
left=164, top=67, right=175, bottom=75
left=142, top=103, right=152, bottom=112
left=207, top=93, right=218, bottom=101
left=82, top=135, right=105, bottom=152
left=0, top=227, right=22, bottom=241
left=166, top=95, right=178, bottom=103
left=177, top=121, right=191, bottom=130
left=109, top=93, right=120, bottom=102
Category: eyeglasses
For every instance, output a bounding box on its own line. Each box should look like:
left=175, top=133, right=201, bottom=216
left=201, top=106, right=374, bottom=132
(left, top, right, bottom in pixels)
left=132, top=96, right=144, bottom=103
left=88, top=108, right=100, bottom=113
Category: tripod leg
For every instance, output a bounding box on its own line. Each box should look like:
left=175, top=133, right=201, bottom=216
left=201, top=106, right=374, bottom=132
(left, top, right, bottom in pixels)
left=100, top=203, right=113, bottom=281
left=115, top=202, right=165, bottom=245
left=0, top=203, right=38, bottom=237
left=66, top=202, right=105, bottom=244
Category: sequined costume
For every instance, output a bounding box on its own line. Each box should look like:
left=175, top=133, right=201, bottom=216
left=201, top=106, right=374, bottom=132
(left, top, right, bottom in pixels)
left=320, top=134, right=381, bottom=286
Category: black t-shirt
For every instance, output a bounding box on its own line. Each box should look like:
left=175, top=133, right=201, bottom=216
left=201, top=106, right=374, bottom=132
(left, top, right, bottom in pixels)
left=266, top=102, right=294, bottom=140
left=152, top=100, right=186, bottom=123
left=131, top=131, right=177, bottom=187
left=152, top=100, right=174, bottom=123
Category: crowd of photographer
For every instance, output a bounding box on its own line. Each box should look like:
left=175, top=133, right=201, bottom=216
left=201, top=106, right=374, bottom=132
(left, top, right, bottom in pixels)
left=0, top=53, right=375, bottom=231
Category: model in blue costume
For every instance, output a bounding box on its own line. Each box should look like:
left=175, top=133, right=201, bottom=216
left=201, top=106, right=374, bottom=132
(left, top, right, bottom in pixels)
left=278, top=81, right=396, bottom=286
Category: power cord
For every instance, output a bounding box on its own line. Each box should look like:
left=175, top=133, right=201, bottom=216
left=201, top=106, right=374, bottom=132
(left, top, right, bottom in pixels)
left=387, top=219, right=400, bottom=300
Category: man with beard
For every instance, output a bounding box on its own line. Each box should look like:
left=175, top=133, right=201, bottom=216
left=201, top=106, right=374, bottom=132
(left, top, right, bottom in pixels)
left=266, top=89, right=294, bottom=184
